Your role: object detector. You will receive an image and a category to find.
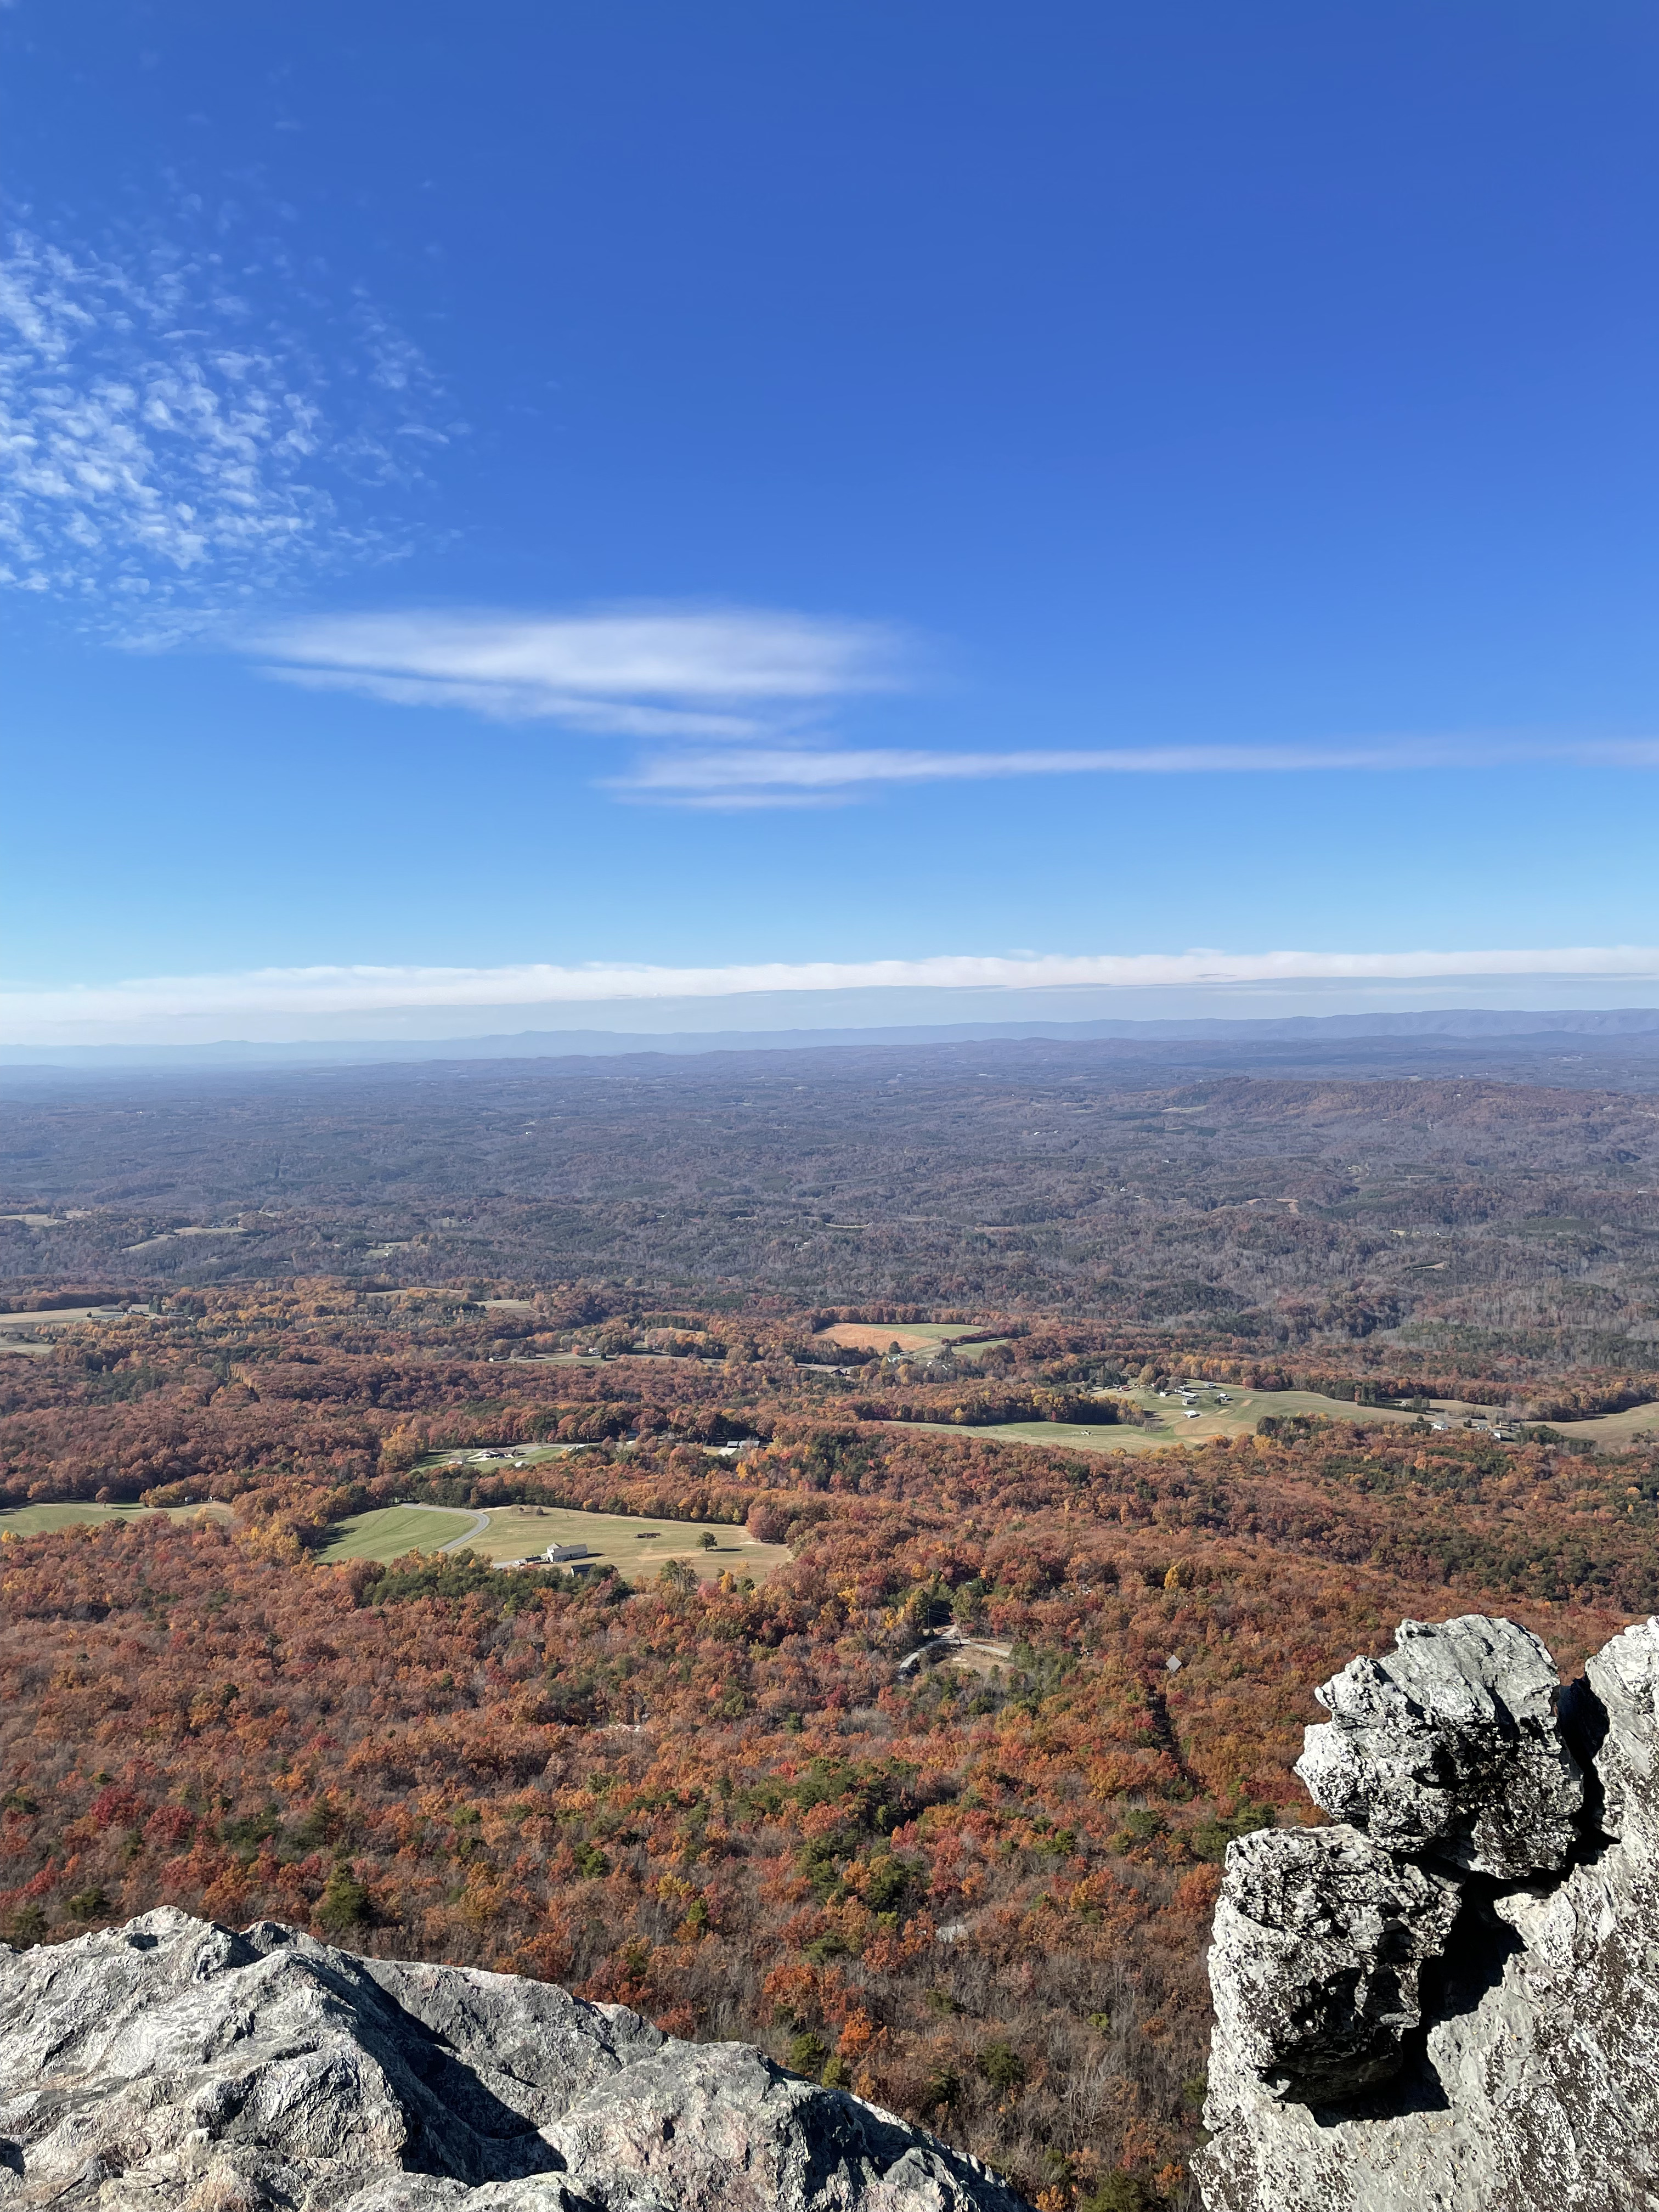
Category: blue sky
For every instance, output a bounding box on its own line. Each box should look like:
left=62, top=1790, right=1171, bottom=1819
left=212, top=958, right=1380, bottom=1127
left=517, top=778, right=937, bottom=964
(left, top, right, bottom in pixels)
left=3, top=1, right=1657, bottom=1045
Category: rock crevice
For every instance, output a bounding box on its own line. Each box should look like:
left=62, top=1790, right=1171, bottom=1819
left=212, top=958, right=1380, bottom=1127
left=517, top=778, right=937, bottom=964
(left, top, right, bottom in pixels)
left=1198, top=1613, right=1659, bottom=2211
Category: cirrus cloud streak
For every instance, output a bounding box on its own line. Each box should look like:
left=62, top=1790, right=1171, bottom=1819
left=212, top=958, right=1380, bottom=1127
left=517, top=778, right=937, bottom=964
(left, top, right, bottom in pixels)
left=619, top=736, right=1659, bottom=801
left=240, top=608, right=1659, bottom=793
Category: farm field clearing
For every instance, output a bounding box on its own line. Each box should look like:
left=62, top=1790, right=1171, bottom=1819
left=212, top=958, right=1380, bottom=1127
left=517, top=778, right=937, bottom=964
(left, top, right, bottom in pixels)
left=919, top=1633, right=1015, bottom=1680
left=890, top=1384, right=1659, bottom=1454
left=814, top=1321, right=984, bottom=1354
left=414, top=1442, right=590, bottom=1472
left=1548, top=1401, right=1659, bottom=1444
left=0, top=1500, right=234, bottom=1536
left=0, top=1306, right=119, bottom=1329
left=319, top=1501, right=793, bottom=1582
left=316, top=1504, right=481, bottom=1561
left=462, top=1504, right=793, bottom=1581
left=887, top=1385, right=1427, bottom=1453
left=814, top=1322, right=1011, bottom=1362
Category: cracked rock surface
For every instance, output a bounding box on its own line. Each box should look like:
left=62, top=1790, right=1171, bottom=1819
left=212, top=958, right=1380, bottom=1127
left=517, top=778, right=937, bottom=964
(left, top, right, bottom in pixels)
left=1205, top=1825, right=1460, bottom=2104
left=1198, top=1615, right=1659, bottom=2212
left=0, top=1909, right=1029, bottom=2211
left=1294, top=1614, right=1584, bottom=1878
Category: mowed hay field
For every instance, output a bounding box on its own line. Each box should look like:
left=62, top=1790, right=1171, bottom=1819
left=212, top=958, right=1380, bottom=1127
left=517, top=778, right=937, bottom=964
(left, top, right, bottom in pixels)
left=317, top=1504, right=481, bottom=1561
left=321, top=1502, right=794, bottom=1583
left=813, top=1322, right=988, bottom=1354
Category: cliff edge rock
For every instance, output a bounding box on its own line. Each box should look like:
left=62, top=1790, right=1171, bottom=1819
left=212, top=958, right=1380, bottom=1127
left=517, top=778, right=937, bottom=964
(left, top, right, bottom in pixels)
left=0, top=1908, right=1029, bottom=2211
left=1197, top=1613, right=1659, bottom=2211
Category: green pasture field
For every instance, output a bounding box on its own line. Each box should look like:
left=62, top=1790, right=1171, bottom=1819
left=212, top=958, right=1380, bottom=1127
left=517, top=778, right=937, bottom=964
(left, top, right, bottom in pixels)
left=0, top=1497, right=790, bottom=1583
left=0, top=1501, right=233, bottom=1536
left=1548, top=1402, right=1659, bottom=1444
left=318, top=1500, right=794, bottom=1583
left=910, top=1326, right=1015, bottom=1356
left=1119, top=1384, right=1438, bottom=1445
left=317, top=1504, right=481, bottom=1561
left=460, top=1503, right=792, bottom=1582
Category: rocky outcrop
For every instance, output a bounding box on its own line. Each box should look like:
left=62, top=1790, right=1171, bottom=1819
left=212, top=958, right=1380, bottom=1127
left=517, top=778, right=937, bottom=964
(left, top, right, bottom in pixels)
left=1198, top=1613, right=1659, bottom=2212
left=1293, top=1615, right=1585, bottom=1877
left=1205, top=1825, right=1460, bottom=2104
left=0, top=1909, right=1029, bottom=2211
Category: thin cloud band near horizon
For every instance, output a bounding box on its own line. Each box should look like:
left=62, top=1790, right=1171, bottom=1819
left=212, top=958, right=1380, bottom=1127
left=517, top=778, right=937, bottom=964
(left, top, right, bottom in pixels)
left=6, top=945, right=1659, bottom=1040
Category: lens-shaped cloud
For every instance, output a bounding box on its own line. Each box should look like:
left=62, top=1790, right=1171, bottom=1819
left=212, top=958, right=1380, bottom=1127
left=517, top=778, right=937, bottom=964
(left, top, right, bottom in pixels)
left=250, top=605, right=915, bottom=736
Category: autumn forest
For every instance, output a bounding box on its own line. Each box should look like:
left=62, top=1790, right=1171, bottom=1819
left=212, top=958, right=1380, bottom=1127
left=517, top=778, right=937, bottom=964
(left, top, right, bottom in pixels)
left=2, top=1039, right=1657, bottom=2211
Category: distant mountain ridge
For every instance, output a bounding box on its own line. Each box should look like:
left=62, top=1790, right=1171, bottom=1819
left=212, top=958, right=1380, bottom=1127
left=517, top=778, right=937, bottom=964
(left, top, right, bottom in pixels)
left=7, top=1005, right=1659, bottom=1071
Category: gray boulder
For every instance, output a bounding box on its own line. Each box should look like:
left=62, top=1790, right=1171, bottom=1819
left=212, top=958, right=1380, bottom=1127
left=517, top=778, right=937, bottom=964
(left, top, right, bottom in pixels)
left=0, top=1908, right=1028, bottom=2211
left=1198, top=1615, right=1659, bottom=2212
left=1294, top=1613, right=1584, bottom=1878
left=1582, top=1612, right=1659, bottom=1842
left=1206, top=1825, right=1460, bottom=2102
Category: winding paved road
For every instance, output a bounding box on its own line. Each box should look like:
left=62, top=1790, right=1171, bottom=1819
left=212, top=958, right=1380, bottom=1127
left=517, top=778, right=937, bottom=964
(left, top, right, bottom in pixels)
left=436, top=1508, right=492, bottom=1553
left=395, top=1503, right=493, bottom=1555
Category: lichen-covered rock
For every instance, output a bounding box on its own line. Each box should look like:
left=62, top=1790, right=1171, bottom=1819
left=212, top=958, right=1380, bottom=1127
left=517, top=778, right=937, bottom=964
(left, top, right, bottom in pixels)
left=1207, top=1825, right=1460, bottom=2102
left=1198, top=1616, right=1659, bottom=2212
left=1294, top=1613, right=1583, bottom=1878
left=0, top=1908, right=1029, bottom=2211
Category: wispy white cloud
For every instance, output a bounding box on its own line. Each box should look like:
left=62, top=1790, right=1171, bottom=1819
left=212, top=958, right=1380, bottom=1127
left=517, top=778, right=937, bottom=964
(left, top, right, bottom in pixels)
left=618, top=736, right=1659, bottom=803
left=0, top=217, right=455, bottom=626
left=249, top=605, right=912, bottom=737
left=243, top=607, right=1659, bottom=793
left=259, top=663, right=765, bottom=738
left=7, top=944, right=1658, bottom=1041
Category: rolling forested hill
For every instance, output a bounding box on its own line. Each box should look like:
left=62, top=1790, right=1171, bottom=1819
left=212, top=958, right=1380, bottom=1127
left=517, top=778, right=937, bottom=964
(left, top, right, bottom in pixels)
left=4, top=1037, right=1658, bottom=1377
